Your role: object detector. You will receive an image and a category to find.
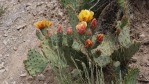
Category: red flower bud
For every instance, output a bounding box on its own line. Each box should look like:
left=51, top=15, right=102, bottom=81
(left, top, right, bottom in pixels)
left=67, top=27, right=73, bottom=35
left=90, top=18, right=97, bottom=28
left=46, top=30, right=51, bottom=37
left=57, top=25, right=63, bottom=33
left=86, top=29, right=92, bottom=36
left=85, top=39, right=93, bottom=48
left=76, top=21, right=87, bottom=35
left=96, top=34, right=104, bottom=43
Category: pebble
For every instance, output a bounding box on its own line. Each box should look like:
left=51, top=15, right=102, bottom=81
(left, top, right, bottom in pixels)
left=3, top=34, right=8, bottom=37
left=37, top=74, right=45, bottom=81
left=145, top=62, right=149, bottom=67
left=13, top=47, right=17, bottom=51
left=20, top=73, right=27, bottom=77
left=3, top=40, right=7, bottom=45
left=0, top=69, right=6, bottom=73
left=5, top=54, right=10, bottom=57
left=131, top=57, right=137, bottom=63
left=0, top=62, right=5, bottom=69
left=139, top=33, right=145, bottom=38
left=27, top=76, right=33, bottom=81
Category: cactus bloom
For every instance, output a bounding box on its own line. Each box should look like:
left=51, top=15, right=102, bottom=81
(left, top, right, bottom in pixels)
left=96, top=34, right=104, bottom=43
left=90, top=18, right=97, bottom=28
left=85, top=39, right=93, bottom=48
left=34, top=19, right=52, bottom=29
left=67, top=27, right=73, bottom=35
left=57, top=25, right=63, bottom=33
left=78, top=9, right=94, bottom=22
left=76, top=21, right=87, bottom=35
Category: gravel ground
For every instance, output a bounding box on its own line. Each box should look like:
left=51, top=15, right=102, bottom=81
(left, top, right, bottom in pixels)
left=0, top=0, right=68, bottom=84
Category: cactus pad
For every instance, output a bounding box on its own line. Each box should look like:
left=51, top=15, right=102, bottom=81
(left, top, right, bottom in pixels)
left=24, top=49, right=49, bottom=76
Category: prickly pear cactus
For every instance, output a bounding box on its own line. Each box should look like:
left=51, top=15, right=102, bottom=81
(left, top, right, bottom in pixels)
left=24, top=0, right=140, bottom=83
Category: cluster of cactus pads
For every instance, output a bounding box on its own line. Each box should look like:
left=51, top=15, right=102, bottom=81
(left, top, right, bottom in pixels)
left=24, top=0, right=140, bottom=83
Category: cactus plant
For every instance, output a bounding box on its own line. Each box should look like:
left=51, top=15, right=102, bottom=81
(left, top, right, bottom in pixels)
left=24, top=0, right=140, bottom=83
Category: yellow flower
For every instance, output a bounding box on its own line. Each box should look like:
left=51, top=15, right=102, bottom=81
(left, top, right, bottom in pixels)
left=34, top=19, right=52, bottom=29
left=78, top=9, right=94, bottom=22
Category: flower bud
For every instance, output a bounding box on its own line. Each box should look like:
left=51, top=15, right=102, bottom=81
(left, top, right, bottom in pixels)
left=57, top=25, right=63, bottom=33
left=90, top=18, right=97, bottom=28
left=76, top=21, right=87, bottom=35
left=96, top=34, right=104, bottom=43
left=86, top=29, right=92, bottom=36
left=46, top=30, right=51, bottom=37
left=85, top=39, right=93, bottom=48
left=67, top=27, right=73, bottom=35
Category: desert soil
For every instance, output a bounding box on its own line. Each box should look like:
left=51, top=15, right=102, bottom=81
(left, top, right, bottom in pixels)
left=0, top=0, right=148, bottom=84
left=0, top=0, right=69, bottom=84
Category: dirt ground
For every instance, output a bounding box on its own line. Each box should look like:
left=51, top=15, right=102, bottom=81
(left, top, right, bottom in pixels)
left=0, top=0, right=69, bottom=84
left=128, top=0, right=149, bottom=84
left=0, top=0, right=148, bottom=84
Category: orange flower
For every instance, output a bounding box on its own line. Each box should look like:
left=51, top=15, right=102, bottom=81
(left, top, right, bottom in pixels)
left=85, top=39, right=93, bottom=48
left=90, top=18, right=97, bottom=28
left=76, top=21, right=87, bottom=35
left=96, top=34, right=104, bottom=43
left=34, top=19, right=52, bottom=29
left=67, top=27, right=73, bottom=35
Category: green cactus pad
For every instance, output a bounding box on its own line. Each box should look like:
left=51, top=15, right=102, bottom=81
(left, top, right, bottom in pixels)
left=92, top=35, right=116, bottom=67
left=120, top=17, right=128, bottom=29
left=36, top=30, right=44, bottom=41
left=112, top=41, right=140, bottom=62
left=118, top=26, right=131, bottom=48
left=24, top=49, right=49, bottom=76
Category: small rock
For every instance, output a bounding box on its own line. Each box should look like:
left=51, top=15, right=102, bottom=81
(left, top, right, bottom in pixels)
left=5, top=54, right=9, bottom=57
left=37, top=74, right=45, bottom=81
left=142, top=23, right=147, bottom=28
left=0, top=62, right=5, bottom=69
left=145, top=62, right=149, bottom=67
left=139, top=33, right=145, bottom=38
left=13, top=47, right=17, bottom=51
left=131, top=57, right=137, bottom=63
left=27, top=76, right=33, bottom=81
left=20, top=73, right=27, bottom=77
left=3, top=40, right=7, bottom=45
left=0, top=69, right=6, bottom=73
left=17, top=24, right=26, bottom=31
left=3, top=34, right=8, bottom=37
